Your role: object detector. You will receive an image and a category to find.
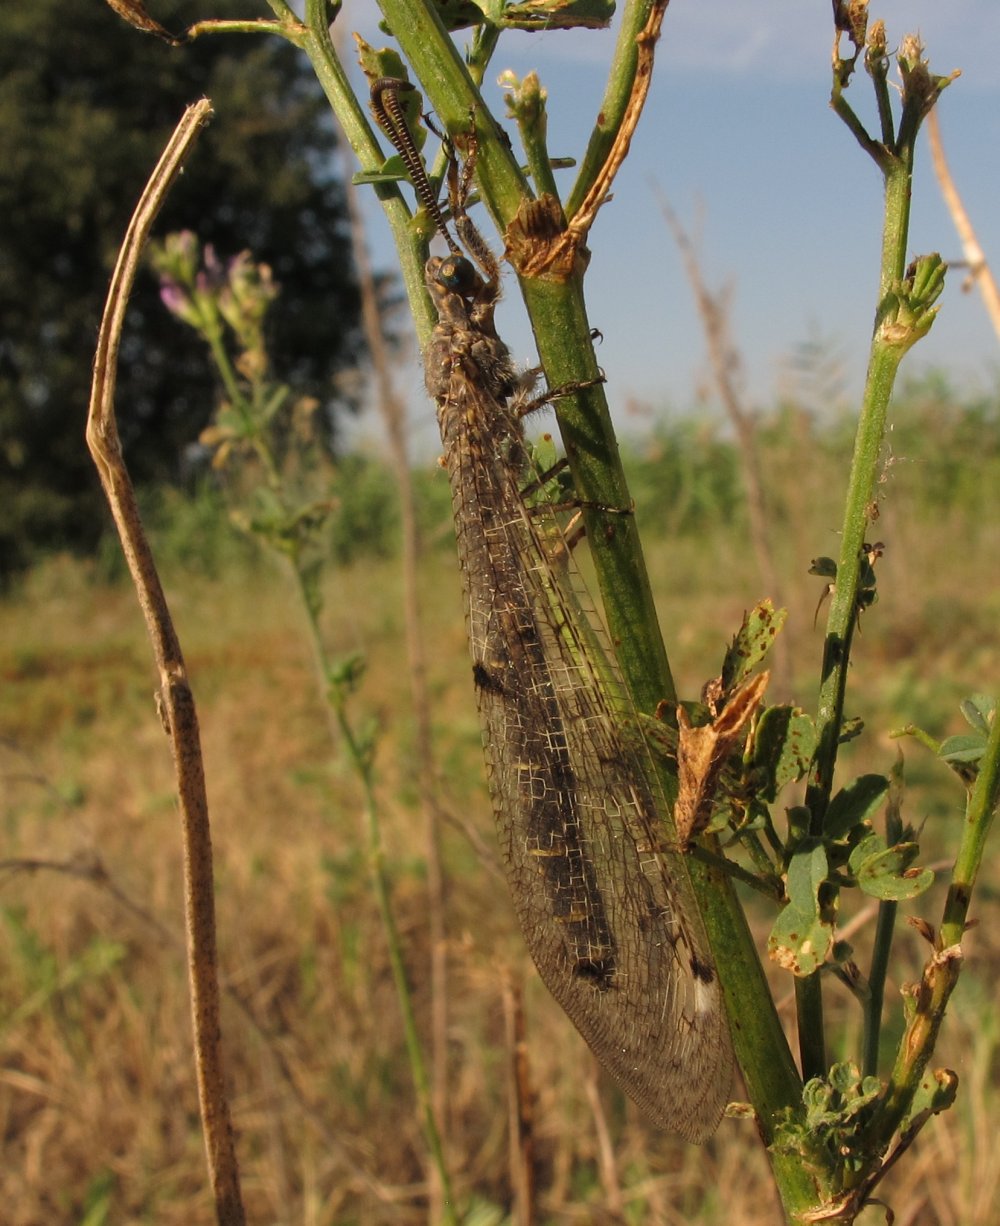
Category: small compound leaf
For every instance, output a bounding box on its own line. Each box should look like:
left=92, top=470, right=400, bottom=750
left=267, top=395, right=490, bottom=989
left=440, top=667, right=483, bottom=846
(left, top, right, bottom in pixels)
left=848, top=830, right=885, bottom=872
left=825, top=773, right=889, bottom=840
left=854, top=842, right=934, bottom=901
left=768, top=903, right=833, bottom=976
left=721, top=600, right=787, bottom=689
left=939, top=734, right=986, bottom=765
left=751, top=705, right=817, bottom=801
left=786, top=839, right=828, bottom=911
left=959, top=694, right=994, bottom=735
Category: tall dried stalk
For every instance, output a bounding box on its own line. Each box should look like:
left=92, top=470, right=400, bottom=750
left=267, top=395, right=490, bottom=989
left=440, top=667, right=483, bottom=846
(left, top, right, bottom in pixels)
left=926, top=108, right=1000, bottom=342
left=85, top=98, right=245, bottom=1226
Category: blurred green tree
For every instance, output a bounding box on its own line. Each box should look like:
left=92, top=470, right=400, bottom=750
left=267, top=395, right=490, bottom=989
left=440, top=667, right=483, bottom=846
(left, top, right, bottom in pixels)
left=0, top=0, right=363, bottom=578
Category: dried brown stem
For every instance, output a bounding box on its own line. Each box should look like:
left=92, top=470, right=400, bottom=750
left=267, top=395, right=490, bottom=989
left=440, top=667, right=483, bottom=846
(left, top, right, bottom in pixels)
left=502, top=972, right=537, bottom=1226
left=84, top=97, right=245, bottom=1225
left=926, top=107, right=1000, bottom=341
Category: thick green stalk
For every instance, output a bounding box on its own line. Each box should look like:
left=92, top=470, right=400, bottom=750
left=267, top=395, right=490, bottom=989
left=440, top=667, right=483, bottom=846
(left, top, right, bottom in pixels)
left=375, top=0, right=530, bottom=230
left=374, top=2, right=806, bottom=1206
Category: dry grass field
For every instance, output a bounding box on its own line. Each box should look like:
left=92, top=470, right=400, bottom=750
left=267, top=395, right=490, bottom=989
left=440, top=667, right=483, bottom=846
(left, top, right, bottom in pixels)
left=1, top=402, right=998, bottom=1223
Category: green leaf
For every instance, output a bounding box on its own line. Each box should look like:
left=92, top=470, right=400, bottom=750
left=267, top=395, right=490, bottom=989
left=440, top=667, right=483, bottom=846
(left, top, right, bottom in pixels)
left=768, top=903, right=833, bottom=977
left=809, top=555, right=838, bottom=579
left=752, top=705, right=817, bottom=801
left=825, top=773, right=889, bottom=839
left=768, top=840, right=840, bottom=975
left=939, top=733, right=986, bottom=764
left=900, top=1068, right=959, bottom=1133
left=786, top=839, right=828, bottom=911
left=720, top=600, right=787, bottom=689
left=852, top=837, right=934, bottom=900
left=960, top=694, right=995, bottom=735
left=354, top=39, right=412, bottom=101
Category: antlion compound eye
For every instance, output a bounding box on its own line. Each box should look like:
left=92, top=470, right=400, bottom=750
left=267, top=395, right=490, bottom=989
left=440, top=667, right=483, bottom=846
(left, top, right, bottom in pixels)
left=436, top=255, right=478, bottom=295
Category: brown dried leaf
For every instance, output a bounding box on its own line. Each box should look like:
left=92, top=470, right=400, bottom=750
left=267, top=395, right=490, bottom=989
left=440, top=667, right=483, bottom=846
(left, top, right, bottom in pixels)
left=675, top=672, right=770, bottom=843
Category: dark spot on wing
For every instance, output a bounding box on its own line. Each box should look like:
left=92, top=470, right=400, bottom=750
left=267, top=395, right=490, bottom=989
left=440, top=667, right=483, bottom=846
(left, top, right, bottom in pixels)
left=574, top=957, right=616, bottom=991
left=690, top=954, right=716, bottom=984
left=473, top=661, right=505, bottom=694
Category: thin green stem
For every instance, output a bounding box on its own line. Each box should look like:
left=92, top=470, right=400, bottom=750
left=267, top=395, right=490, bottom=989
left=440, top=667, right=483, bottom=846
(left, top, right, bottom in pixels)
left=200, top=312, right=246, bottom=414
left=467, top=21, right=501, bottom=86
left=867, top=709, right=1000, bottom=1140
left=186, top=19, right=297, bottom=41
left=863, top=761, right=904, bottom=1076
left=862, top=898, right=896, bottom=1077
left=942, top=706, right=1000, bottom=944
left=298, top=0, right=434, bottom=341
left=293, top=568, right=458, bottom=1224
left=507, top=73, right=562, bottom=205
left=799, top=85, right=917, bottom=1081
left=565, top=0, right=663, bottom=220
left=868, top=47, right=895, bottom=148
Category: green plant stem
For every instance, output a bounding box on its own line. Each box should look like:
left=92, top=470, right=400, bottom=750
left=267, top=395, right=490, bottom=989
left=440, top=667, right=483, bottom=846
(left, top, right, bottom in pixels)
left=942, top=714, right=1000, bottom=945
left=872, top=699, right=1000, bottom=1143
left=708, top=882, right=817, bottom=1221
left=863, top=760, right=904, bottom=1076
left=507, top=74, right=562, bottom=205
left=186, top=19, right=294, bottom=39
left=188, top=0, right=430, bottom=327
left=374, top=0, right=529, bottom=236
left=862, top=898, right=896, bottom=1076
left=798, top=108, right=916, bottom=1082
left=372, top=3, right=808, bottom=1199
left=296, top=0, right=434, bottom=340
left=197, top=313, right=284, bottom=487
left=201, top=313, right=244, bottom=410
left=291, top=566, right=458, bottom=1225
left=565, top=0, right=662, bottom=219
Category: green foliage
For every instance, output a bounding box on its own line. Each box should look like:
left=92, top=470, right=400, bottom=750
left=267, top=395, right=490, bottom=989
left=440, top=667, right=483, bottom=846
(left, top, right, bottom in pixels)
left=939, top=694, right=996, bottom=777
left=0, top=905, right=127, bottom=1035
left=751, top=707, right=817, bottom=803
left=329, top=455, right=401, bottom=564
left=142, top=481, right=260, bottom=578
left=773, top=1062, right=883, bottom=1189
left=626, top=415, right=746, bottom=537
left=721, top=599, right=787, bottom=688
left=0, top=0, right=362, bottom=580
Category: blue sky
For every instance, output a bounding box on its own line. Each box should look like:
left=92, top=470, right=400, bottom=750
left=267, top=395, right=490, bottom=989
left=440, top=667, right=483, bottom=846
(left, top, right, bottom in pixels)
left=344, top=1, right=1000, bottom=448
